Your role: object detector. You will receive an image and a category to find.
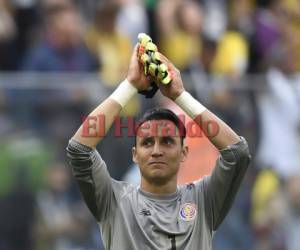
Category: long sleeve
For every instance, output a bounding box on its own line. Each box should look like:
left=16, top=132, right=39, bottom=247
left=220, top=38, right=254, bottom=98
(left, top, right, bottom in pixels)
left=202, top=137, right=251, bottom=232
left=66, top=138, right=116, bottom=222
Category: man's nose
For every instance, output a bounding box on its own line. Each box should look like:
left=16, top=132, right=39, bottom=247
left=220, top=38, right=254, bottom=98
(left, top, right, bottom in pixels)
left=151, top=141, right=163, bottom=157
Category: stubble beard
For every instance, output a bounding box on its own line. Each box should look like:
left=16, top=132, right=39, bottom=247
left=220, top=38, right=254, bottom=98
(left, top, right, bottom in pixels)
left=141, top=168, right=178, bottom=186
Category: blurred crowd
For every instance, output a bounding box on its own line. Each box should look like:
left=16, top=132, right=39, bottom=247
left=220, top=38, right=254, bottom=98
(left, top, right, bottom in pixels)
left=0, top=0, right=300, bottom=249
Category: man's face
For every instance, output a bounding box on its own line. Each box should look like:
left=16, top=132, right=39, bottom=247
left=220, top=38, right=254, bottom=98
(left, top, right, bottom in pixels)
left=132, top=120, right=188, bottom=185
left=50, top=10, right=83, bottom=48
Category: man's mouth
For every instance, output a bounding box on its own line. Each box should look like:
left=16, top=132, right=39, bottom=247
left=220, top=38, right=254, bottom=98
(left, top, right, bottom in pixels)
left=148, top=162, right=167, bottom=165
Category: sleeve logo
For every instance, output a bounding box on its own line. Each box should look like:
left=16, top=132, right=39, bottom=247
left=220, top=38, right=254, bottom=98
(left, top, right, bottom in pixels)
left=179, top=203, right=197, bottom=221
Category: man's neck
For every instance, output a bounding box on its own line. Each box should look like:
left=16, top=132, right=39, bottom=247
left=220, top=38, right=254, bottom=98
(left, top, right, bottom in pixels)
left=140, top=178, right=177, bottom=195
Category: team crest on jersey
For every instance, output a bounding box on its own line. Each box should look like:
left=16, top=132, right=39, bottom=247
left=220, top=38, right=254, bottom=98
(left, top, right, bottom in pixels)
left=179, top=203, right=197, bottom=221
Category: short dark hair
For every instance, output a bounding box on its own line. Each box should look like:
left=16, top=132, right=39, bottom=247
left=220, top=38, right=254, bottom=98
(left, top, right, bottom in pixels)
left=135, top=108, right=186, bottom=145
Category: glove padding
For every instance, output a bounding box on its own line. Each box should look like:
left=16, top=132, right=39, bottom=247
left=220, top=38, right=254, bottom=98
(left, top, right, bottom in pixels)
left=137, top=33, right=172, bottom=98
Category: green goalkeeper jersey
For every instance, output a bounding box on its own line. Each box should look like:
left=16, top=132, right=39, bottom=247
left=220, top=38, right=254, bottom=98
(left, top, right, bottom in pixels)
left=66, top=137, right=250, bottom=250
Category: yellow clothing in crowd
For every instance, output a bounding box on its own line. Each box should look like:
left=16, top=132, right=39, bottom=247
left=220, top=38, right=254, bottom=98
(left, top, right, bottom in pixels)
left=251, top=169, right=280, bottom=224
left=212, top=31, right=248, bottom=76
left=159, top=30, right=202, bottom=70
left=86, top=28, right=132, bottom=86
left=281, top=0, right=300, bottom=71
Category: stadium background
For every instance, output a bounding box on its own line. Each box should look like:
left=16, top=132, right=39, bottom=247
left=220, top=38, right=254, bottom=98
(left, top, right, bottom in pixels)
left=0, top=0, right=300, bottom=249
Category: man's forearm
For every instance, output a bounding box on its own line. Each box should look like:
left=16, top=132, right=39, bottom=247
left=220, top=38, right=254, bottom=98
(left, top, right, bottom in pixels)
left=175, top=91, right=240, bottom=150
left=194, top=109, right=240, bottom=150
left=73, top=79, right=137, bottom=148
left=73, top=98, right=122, bottom=148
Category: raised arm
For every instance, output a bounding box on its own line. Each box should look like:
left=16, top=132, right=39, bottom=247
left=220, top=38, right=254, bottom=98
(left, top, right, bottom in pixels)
left=157, top=53, right=251, bottom=231
left=157, top=53, right=240, bottom=150
left=66, top=45, right=150, bottom=222
left=73, top=44, right=150, bottom=148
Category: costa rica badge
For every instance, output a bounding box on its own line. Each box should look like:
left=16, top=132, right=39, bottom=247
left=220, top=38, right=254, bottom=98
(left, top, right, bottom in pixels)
left=179, top=203, right=197, bottom=221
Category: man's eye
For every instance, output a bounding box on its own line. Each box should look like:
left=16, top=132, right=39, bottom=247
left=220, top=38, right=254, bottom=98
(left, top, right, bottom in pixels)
left=142, top=138, right=153, bottom=146
left=162, top=137, right=174, bottom=145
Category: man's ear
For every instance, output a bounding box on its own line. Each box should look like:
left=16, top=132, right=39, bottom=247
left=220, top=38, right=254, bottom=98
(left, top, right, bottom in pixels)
left=181, top=145, right=189, bottom=162
left=132, top=146, right=137, bottom=164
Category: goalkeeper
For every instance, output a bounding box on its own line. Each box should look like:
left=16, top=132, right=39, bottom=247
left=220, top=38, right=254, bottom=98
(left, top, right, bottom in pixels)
left=66, top=40, right=251, bottom=250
